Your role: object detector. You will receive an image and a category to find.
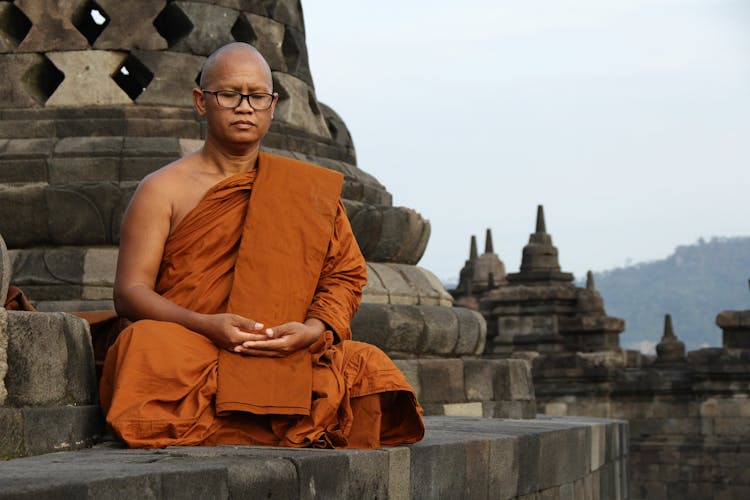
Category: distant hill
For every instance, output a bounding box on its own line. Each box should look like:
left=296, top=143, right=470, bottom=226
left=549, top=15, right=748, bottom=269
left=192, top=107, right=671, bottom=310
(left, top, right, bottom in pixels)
left=587, top=236, right=750, bottom=352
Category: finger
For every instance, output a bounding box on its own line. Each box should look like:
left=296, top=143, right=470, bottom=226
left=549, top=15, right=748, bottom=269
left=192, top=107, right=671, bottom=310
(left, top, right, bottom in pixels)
left=235, top=332, right=269, bottom=342
left=240, top=338, right=287, bottom=350
left=235, top=315, right=263, bottom=332
left=234, top=347, right=284, bottom=358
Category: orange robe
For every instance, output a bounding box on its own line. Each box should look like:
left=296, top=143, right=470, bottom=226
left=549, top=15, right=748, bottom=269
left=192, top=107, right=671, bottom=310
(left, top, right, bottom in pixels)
left=99, top=152, right=424, bottom=449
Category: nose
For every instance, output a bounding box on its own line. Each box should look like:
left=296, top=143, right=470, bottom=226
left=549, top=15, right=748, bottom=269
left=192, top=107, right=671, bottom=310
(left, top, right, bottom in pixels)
left=235, top=95, right=254, bottom=112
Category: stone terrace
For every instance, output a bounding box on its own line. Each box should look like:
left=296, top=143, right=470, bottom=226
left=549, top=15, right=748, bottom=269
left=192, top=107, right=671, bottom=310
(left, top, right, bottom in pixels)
left=0, top=416, right=628, bottom=500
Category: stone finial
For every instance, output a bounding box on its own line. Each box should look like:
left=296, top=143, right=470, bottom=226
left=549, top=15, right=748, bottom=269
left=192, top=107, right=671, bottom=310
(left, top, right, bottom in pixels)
left=586, top=271, right=595, bottom=290
left=535, top=205, right=546, bottom=233
left=485, top=228, right=494, bottom=254
left=507, top=205, right=573, bottom=284
left=1, top=233, right=9, bottom=305
left=656, top=314, right=686, bottom=363
left=470, top=235, right=478, bottom=260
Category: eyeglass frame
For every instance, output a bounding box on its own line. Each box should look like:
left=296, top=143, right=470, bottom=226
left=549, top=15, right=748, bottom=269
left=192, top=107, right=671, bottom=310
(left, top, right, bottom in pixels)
left=201, top=89, right=278, bottom=110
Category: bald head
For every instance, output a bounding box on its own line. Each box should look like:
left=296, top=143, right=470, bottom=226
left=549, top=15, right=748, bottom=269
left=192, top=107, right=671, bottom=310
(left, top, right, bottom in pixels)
left=199, top=42, right=273, bottom=90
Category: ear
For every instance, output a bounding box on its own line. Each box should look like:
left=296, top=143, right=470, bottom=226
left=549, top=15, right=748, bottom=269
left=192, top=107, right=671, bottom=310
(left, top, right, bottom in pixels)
left=270, top=92, right=279, bottom=119
left=193, top=88, right=207, bottom=117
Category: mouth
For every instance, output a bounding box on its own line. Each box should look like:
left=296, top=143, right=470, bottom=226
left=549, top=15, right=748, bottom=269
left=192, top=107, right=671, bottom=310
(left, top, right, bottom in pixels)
left=231, top=120, right=256, bottom=128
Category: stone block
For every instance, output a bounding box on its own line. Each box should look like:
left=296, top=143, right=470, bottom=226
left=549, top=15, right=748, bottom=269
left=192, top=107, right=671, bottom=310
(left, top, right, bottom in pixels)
left=134, top=51, right=205, bottom=106
left=369, top=263, right=417, bottom=305
left=517, top=432, right=541, bottom=496
left=0, top=53, right=44, bottom=107
left=34, top=300, right=114, bottom=312
left=53, top=136, right=124, bottom=156
left=393, top=359, right=420, bottom=398
left=0, top=159, right=47, bottom=183
left=418, top=305, right=459, bottom=355
left=443, top=402, right=483, bottom=417
left=385, top=446, right=411, bottom=500
left=392, top=263, right=443, bottom=306
left=273, top=72, right=330, bottom=138
left=82, top=286, right=113, bottom=300
left=2, top=138, right=56, bottom=159
left=11, top=247, right=86, bottom=286
left=0, top=184, right=49, bottom=247
left=159, top=466, right=229, bottom=499
left=343, top=449, right=389, bottom=500
left=226, top=457, right=298, bottom=499
left=46, top=183, right=123, bottom=245
left=590, top=423, right=606, bottom=472
left=83, top=247, right=118, bottom=286
left=15, top=0, right=89, bottom=51
left=455, top=306, right=486, bottom=355
left=351, top=304, right=423, bottom=355
left=494, top=359, right=535, bottom=401
left=48, top=157, right=120, bottom=184
left=409, top=438, right=467, bottom=500
left=0, top=307, right=7, bottom=406
left=46, top=51, right=131, bottom=107
left=93, top=0, right=168, bottom=50
left=21, top=405, right=103, bottom=457
left=464, top=359, right=497, bottom=402
left=1, top=233, right=9, bottom=303
left=243, top=13, right=286, bottom=71
left=361, top=263, right=389, bottom=304
left=369, top=206, right=430, bottom=265
left=508, top=359, right=535, bottom=400
left=418, top=359, right=465, bottom=404
left=285, top=451, right=351, bottom=500
left=486, top=435, right=519, bottom=500
left=265, top=0, right=304, bottom=30
left=0, top=408, right=24, bottom=459
left=5, top=311, right=96, bottom=407
left=538, top=427, right=589, bottom=490
left=167, top=2, right=238, bottom=55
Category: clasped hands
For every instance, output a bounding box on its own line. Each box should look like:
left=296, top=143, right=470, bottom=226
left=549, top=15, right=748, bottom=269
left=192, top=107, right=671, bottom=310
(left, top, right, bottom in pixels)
left=200, top=313, right=326, bottom=357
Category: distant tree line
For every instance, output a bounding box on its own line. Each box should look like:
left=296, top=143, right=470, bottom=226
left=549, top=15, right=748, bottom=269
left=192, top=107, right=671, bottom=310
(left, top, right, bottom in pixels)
left=589, top=236, right=750, bottom=351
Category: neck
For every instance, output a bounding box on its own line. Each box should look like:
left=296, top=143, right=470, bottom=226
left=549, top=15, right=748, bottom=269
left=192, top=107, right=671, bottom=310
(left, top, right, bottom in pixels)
left=199, top=137, right=261, bottom=177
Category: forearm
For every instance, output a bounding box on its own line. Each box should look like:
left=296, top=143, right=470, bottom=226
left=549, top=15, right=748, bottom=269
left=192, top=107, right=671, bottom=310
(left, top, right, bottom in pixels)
left=114, top=283, right=207, bottom=333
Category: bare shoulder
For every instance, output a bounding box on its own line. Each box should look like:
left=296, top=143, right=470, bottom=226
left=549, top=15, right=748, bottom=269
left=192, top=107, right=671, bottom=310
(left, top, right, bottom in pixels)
left=137, top=155, right=196, bottom=199
left=131, top=152, right=218, bottom=232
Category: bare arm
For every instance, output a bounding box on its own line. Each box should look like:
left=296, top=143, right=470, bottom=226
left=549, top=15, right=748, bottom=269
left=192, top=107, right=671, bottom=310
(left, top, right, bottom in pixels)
left=114, top=173, right=264, bottom=350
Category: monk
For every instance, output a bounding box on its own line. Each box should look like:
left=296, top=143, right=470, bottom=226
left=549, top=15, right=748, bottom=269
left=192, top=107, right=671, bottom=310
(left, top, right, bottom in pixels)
left=98, top=42, right=424, bottom=449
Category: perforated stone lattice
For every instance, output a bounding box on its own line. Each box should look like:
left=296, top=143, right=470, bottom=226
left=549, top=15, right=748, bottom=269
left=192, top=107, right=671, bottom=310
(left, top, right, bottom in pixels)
left=0, top=0, right=316, bottom=113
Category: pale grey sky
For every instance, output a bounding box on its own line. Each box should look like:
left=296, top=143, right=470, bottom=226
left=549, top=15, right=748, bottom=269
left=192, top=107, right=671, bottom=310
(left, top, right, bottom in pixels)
left=303, top=0, right=750, bottom=283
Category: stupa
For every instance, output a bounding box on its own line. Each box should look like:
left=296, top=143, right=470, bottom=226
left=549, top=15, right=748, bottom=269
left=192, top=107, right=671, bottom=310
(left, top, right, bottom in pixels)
left=480, top=205, right=625, bottom=355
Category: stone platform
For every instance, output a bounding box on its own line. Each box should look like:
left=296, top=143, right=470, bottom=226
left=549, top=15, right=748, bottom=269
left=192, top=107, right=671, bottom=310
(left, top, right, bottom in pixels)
left=0, top=415, right=628, bottom=500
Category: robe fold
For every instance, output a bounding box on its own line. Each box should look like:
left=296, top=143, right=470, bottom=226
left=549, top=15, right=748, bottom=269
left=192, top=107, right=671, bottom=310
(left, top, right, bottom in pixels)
left=99, top=152, right=424, bottom=449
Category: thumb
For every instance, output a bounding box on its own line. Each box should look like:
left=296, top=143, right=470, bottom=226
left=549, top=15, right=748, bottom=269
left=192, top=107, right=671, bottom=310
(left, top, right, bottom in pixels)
left=235, top=315, right=263, bottom=332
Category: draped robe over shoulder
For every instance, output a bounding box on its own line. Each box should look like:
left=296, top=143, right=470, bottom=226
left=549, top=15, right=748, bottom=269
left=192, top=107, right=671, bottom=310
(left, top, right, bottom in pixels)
left=99, top=152, right=424, bottom=449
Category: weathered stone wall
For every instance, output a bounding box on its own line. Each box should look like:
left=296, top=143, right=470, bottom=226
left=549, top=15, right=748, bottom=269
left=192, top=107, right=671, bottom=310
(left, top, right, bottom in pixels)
left=532, top=346, right=750, bottom=499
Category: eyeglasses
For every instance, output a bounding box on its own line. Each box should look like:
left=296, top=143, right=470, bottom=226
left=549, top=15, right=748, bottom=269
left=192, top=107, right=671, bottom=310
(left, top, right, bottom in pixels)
left=201, top=89, right=276, bottom=110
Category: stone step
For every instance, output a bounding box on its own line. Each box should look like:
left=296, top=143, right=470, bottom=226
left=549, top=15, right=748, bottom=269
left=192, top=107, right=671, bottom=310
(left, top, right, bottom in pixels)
left=0, top=415, right=629, bottom=500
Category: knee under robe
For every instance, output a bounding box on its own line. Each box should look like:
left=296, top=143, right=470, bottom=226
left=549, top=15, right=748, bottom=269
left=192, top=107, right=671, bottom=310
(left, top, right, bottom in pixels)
left=99, top=152, right=424, bottom=449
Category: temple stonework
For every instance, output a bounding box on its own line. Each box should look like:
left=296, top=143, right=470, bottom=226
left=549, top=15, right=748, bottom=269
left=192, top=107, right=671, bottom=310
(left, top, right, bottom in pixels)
left=452, top=206, right=750, bottom=500
left=0, top=0, right=548, bottom=465
left=0, top=3, right=632, bottom=498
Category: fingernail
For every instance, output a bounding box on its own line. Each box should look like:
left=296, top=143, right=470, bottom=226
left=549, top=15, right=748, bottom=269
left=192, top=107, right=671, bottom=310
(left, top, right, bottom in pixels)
left=255, top=323, right=263, bottom=329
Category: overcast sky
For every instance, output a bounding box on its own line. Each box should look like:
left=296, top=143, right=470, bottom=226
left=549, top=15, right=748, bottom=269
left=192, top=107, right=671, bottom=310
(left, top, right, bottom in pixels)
left=303, top=0, right=750, bottom=284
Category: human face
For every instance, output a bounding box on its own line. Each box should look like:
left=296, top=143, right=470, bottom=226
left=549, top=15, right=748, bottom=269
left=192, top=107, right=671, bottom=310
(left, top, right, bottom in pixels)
left=193, top=49, right=278, bottom=150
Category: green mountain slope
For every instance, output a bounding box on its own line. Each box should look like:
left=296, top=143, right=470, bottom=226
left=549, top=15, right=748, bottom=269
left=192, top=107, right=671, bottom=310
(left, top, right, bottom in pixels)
left=590, top=236, right=750, bottom=352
